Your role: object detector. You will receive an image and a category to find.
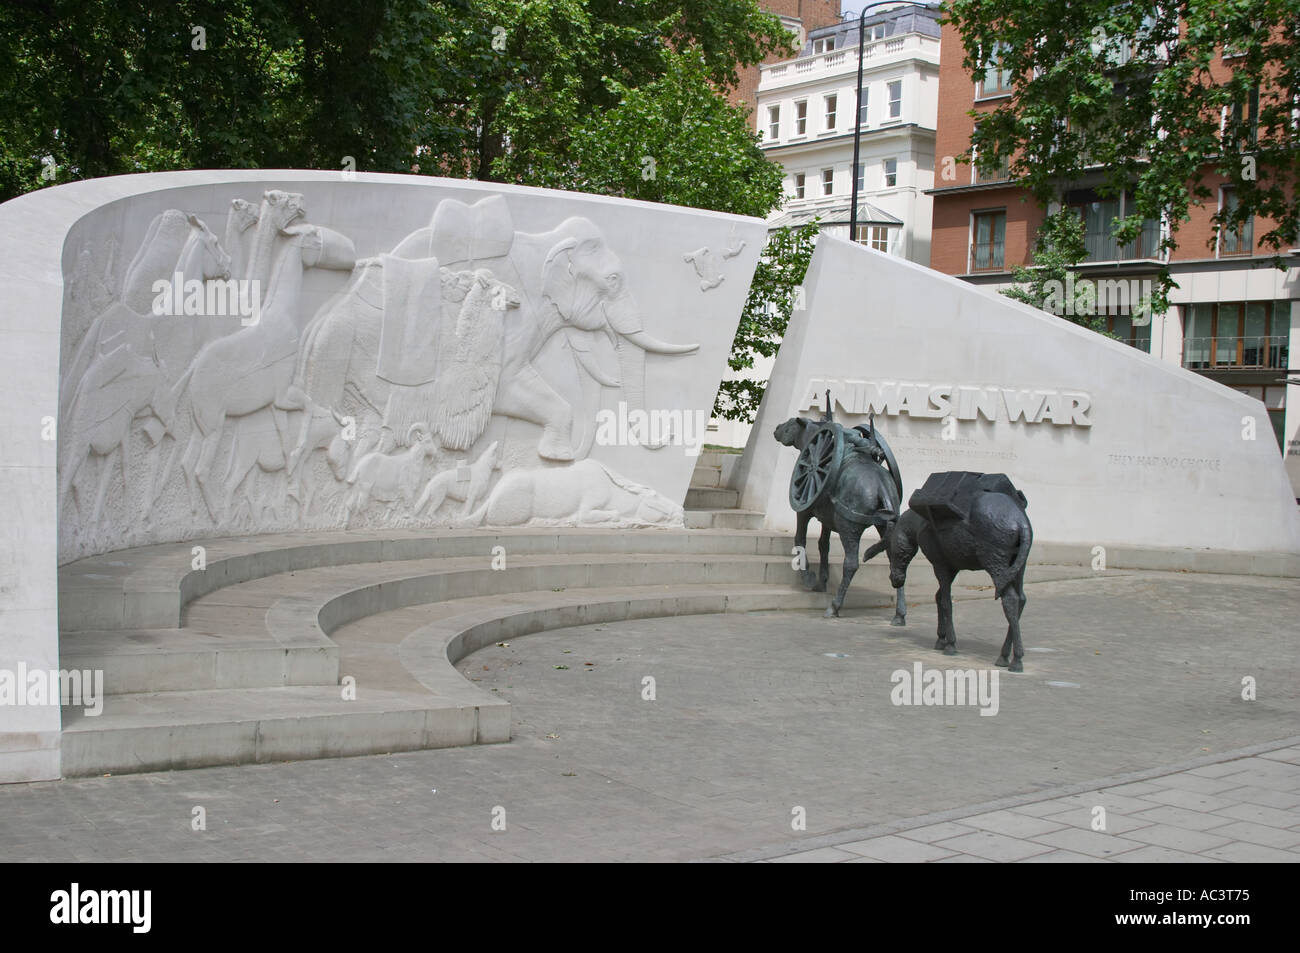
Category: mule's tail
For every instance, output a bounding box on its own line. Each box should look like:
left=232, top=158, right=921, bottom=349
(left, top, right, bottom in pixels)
left=998, top=519, right=1033, bottom=599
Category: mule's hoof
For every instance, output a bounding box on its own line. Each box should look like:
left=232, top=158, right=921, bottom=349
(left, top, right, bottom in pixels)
left=995, top=656, right=1010, bottom=667
left=933, top=638, right=946, bottom=651
left=811, top=582, right=827, bottom=593
left=943, top=646, right=958, bottom=657
left=824, top=606, right=839, bottom=619
left=890, top=616, right=906, bottom=627
left=1008, top=660, right=1023, bottom=673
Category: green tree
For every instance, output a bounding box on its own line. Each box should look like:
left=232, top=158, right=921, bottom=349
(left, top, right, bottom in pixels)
left=444, top=0, right=794, bottom=184
left=944, top=0, right=1300, bottom=313
left=1001, top=209, right=1103, bottom=332
left=714, top=221, right=820, bottom=423
left=530, top=48, right=784, bottom=218
left=0, top=1, right=793, bottom=201
left=0, top=0, right=474, bottom=200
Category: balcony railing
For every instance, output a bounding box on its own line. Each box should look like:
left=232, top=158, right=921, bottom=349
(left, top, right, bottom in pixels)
left=758, top=33, right=939, bottom=89
left=1183, top=335, right=1288, bottom=369
left=1082, top=218, right=1160, bottom=262
left=971, top=240, right=1005, bottom=272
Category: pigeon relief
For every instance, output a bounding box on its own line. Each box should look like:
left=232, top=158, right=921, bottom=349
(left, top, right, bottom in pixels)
left=57, top=191, right=698, bottom=559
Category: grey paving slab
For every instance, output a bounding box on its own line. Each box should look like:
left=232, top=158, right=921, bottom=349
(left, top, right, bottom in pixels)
left=1204, top=820, right=1300, bottom=849
left=1123, top=823, right=1234, bottom=853
left=1021, top=849, right=1109, bottom=863
left=1111, top=845, right=1223, bottom=863
left=837, top=835, right=956, bottom=862
left=767, top=846, right=859, bottom=863
left=1026, top=827, right=1145, bottom=859
left=961, top=810, right=1067, bottom=838
left=1126, top=805, right=1238, bottom=832
left=897, top=821, right=981, bottom=843
left=932, top=831, right=1055, bottom=862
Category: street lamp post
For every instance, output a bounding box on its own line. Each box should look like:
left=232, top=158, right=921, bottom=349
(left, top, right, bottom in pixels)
left=849, top=1, right=934, bottom=243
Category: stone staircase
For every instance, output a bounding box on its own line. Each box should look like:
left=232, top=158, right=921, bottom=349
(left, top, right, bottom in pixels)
left=56, top=526, right=900, bottom=777
left=684, top=449, right=765, bottom=530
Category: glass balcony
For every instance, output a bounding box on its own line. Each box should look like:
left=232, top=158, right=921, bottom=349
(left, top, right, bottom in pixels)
left=1183, top=335, right=1288, bottom=370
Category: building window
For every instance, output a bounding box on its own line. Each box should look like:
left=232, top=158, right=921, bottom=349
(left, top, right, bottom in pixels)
left=821, top=168, right=834, bottom=196
left=1064, top=190, right=1159, bottom=261
left=1219, top=187, right=1253, bottom=256
left=767, top=105, right=780, bottom=141
left=813, top=36, right=836, bottom=54
left=882, top=157, right=898, bottom=188
left=972, top=145, right=1010, bottom=183
left=794, top=100, right=807, bottom=136
left=1184, top=301, right=1289, bottom=371
left=978, top=43, right=1014, bottom=98
left=868, top=24, right=886, bottom=42
left=971, top=209, right=1007, bottom=271
left=887, top=80, right=902, bottom=120
left=824, top=94, right=837, bottom=130
left=855, top=162, right=864, bottom=193
left=1224, top=86, right=1260, bottom=148
left=853, top=224, right=892, bottom=252
left=794, top=172, right=805, bottom=199
left=857, top=86, right=869, bottom=127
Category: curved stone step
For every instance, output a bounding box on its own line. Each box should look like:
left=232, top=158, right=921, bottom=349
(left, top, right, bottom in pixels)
left=65, top=550, right=848, bottom=694
left=58, top=528, right=792, bottom=632
left=58, top=580, right=901, bottom=777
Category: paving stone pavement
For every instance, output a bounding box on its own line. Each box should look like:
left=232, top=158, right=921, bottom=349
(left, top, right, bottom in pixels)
left=748, top=745, right=1300, bottom=863
left=0, top=569, right=1296, bottom=862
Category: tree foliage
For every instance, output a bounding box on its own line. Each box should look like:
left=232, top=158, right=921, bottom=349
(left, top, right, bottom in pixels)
left=0, top=0, right=793, bottom=206
left=1000, top=209, right=1118, bottom=336
left=714, top=221, right=820, bottom=423
left=529, top=48, right=785, bottom=218
left=945, top=0, right=1300, bottom=310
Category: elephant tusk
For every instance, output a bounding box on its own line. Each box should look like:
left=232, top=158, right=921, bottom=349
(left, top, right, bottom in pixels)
left=621, top=329, right=699, bottom=355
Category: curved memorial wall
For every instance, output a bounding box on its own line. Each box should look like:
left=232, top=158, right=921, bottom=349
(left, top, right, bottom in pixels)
left=27, top=171, right=765, bottom=563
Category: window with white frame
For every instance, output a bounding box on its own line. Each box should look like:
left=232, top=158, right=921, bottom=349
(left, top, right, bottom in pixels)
left=854, top=224, right=891, bottom=251
left=824, top=94, right=837, bottom=130
left=767, top=105, right=780, bottom=141
left=883, top=157, right=898, bottom=188
left=977, top=42, right=1014, bottom=98
left=857, top=86, right=869, bottom=127
left=887, top=80, right=902, bottom=119
left=795, top=100, right=807, bottom=136
left=813, top=36, right=836, bottom=54
left=794, top=172, right=805, bottom=199
left=821, top=168, right=834, bottom=196
left=855, top=162, right=864, bottom=193
left=868, top=24, right=886, bottom=42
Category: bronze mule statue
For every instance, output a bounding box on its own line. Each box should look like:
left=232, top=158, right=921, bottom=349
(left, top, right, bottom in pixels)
left=864, top=471, right=1033, bottom=671
left=774, top=395, right=903, bottom=619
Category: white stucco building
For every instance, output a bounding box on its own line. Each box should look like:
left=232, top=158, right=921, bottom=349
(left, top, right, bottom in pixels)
left=755, top=4, right=941, bottom=262
left=710, top=3, right=942, bottom=449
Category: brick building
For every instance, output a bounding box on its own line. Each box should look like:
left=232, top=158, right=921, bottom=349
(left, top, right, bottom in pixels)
left=928, top=17, right=1299, bottom=490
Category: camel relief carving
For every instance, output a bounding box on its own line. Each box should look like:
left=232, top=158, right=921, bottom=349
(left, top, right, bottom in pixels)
left=159, top=197, right=356, bottom=521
